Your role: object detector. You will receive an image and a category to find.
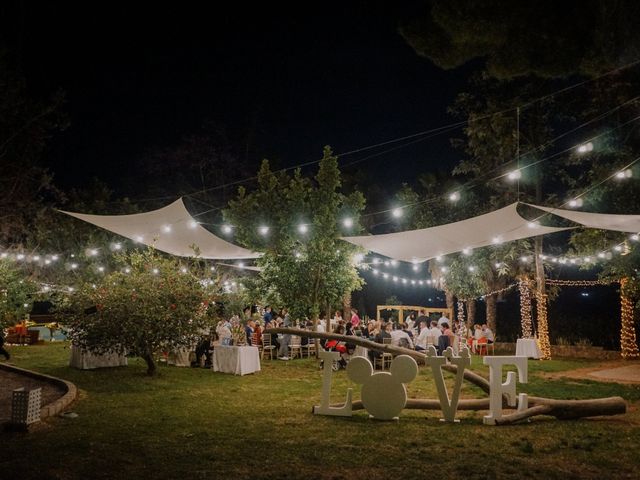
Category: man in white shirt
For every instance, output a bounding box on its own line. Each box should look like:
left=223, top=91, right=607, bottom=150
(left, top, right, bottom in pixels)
left=415, top=321, right=431, bottom=351
left=437, top=315, right=450, bottom=327
left=429, top=321, right=442, bottom=341
left=390, top=327, right=414, bottom=349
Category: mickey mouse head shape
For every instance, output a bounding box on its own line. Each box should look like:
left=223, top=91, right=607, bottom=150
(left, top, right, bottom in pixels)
left=347, top=355, right=418, bottom=420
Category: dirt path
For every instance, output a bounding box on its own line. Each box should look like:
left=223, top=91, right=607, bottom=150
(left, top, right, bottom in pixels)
left=543, top=359, right=640, bottom=384
left=0, top=368, right=66, bottom=423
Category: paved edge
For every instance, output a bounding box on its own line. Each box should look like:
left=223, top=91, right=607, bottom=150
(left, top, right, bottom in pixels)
left=0, top=363, right=78, bottom=419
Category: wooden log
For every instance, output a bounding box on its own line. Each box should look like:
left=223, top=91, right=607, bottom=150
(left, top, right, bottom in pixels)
left=270, top=327, right=491, bottom=393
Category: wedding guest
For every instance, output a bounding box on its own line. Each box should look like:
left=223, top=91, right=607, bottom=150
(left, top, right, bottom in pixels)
left=481, top=324, right=495, bottom=343
left=350, top=308, right=361, bottom=328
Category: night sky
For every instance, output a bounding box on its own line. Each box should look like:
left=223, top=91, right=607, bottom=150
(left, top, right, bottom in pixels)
left=7, top=2, right=467, bottom=196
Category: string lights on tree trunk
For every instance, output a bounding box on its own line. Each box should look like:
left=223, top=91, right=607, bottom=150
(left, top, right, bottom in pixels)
left=457, top=300, right=465, bottom=326
left=535, top=291, right=551, bottom=360
left=620, top=277, right=640, bottom=359
left=518, top=279, right=533, bottom=339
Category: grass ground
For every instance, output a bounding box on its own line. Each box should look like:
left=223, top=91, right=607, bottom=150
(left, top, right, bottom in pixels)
left=1, top=342, right=639, bottom=480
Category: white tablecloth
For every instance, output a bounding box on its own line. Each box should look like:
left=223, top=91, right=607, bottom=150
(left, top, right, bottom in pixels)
left=213, top=345, right=261, bottom=375
left=516, top=338, right=541, bottom=359
left=69, top=345, right=128, bottom=369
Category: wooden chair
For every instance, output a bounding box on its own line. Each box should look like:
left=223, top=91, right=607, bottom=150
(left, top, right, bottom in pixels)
left=261, top=333, right=276, bottom=360
left=476, top=337, right=494, bottom=355
left=252, top=332, right=262, bottom=353
left=374, top=337, right=393, bottom=370
left=289, top=335, right=302, bottom=359
left=304, top=338, right=316, bottom=358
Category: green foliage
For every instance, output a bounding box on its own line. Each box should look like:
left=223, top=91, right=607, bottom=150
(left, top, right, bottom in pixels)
left=60, top=250, right=215, bottom=375
left=384, top=295, right=402, bottom=306
left=224, top=146, right=365, bottom=320
left=400, top=0, right=640, bottom=79
left=0, top=260, right=38, bottom=328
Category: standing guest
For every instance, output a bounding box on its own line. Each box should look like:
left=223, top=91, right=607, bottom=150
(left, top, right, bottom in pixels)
left=0, top=328, right=10, bottom=361
left=263, top=306, right=273, bottom=326
left=437, top=314, right=450, bottom=328
left=437, top=322, right=454, bottom=355
left=350, top=308, right=361, bottom=328
left=405, top=312, right=416, bottom=331
left=332, top=310, right=343, bottom=331
left=429, top=320, right=442, bottom=341
left=278, top=308, right=292, bottom=360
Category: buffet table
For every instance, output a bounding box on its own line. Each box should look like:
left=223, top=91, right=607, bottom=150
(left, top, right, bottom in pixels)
left=69, top=345, right=128, bottom=369
left=515, top=338, right=541, bottom=359
left=212, top=345, right=261, bottom=376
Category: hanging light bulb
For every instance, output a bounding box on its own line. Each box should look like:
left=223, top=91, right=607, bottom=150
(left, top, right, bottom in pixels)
left=427, top=279, right=432, bottom=285
left=390, top=260, right=398, bottom=267
left=492, top=236, right=503, bottom=245
left=614, top=245, right=623, bottom=252
left=436, top=255, right=443, bottom=262
left=113, top=243, right=122, bottom=251
left=520, top=256, right=529, bottom=263
left=180, top=267, right=188, bottom=273
left=507, top=170, right=521, bottom=180
left=0, top=253, right=7, bottom=259
left=527, top=221, right=539, bottom=229
left=189, top=219, right=198, bottom=229
left=342, top=217, right=353, bottom=228
left=391, top=208, right=403, bottom=218
left=402, top=278, right=408, bottom=284
left=98, top=266, right=105, bottom=272
left=440, top=266, right=448, bottom=273
left=372, top=269, right=379, bottom=275
left=258, top=226, right=270, bottom=236
left=17, top=254, right=25, bottom=260
left=89, top=248, right=98, bottom=256
left=630, top=234, right=639, bottom=242
left=298, top=224, right=308, bottom=234
left=152, top=268, right=159, bottom=274
left=33, top=255, right=41, bottom=261
left=392, top=276, right=398, bottom=282
left=372, top=258, right=380, bottom=265
left=124, top=267, right=131, bottom=274
left=221, top=225, right=233, bottom=234
left=449, top=191, right=460, bottom=202
left=68, top=287, right=74, bottom=292
left=134, top=235, right=144, bottom=243
left=468, top=265, right=476, bottom=272
left=383, top=273, right=389, bottom=279
left=568, top=198, right=583, bottom=208
left=418, top=280, right=424, bottom=285
left=162, top=225, right=172, bottom=233
left=462, top=247, right=472, bottom=255
left=576, top=142, right=594, bottom=154
left=70, top=263, right=78, bottom=269
left=44, top=259, right=51, bottom=265
left=584, top=257, right=591, bottom=263
left=51, top=255, right=59, bottom=261
left=569, top=258, right=577, bottom=264
left=495, top=262, right=502, bottom=268
left=412, top=265, right=419, bottom=272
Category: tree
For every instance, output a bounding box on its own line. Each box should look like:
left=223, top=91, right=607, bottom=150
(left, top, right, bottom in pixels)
left=61, top=250, right=215, bottom=375
left=0, top=259, right=38, bottom=329
left=224, top=146, right=366, bottom=323
left=399, top=0, right=640, bottom=79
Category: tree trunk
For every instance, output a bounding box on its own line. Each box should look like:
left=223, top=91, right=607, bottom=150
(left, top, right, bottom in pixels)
left=141, top=352, right=156, bottom=376
left=486, top=294, right=497, bottom=335
left=445, top=289, right=455, bottom=310
left=466, top=299, right=476, bottom=329
left=342, top=292, right=351, bottom=324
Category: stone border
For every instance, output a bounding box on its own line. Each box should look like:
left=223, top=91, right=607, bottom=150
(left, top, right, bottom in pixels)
left=0, top=363, right=78, bottom=419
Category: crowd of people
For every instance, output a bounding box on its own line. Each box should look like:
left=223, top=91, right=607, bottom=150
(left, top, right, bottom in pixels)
left=191, top=307, right=495, bottom=368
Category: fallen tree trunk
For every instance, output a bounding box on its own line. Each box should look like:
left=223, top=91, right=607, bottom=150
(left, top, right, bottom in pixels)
left=272, top=328, right=628, bottom=424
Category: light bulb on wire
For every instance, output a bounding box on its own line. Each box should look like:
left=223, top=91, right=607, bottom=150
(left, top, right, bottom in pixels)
left=449, top=191, right=460, bottom=202
left=391, top=208, right=403, bottom=218
left=507, top=170, right=521, bottom=180
left=342, top=218, right=353, bottom=228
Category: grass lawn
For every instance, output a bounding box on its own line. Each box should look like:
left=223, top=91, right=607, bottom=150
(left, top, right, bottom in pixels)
left=1, top=342, right=640, bottom=480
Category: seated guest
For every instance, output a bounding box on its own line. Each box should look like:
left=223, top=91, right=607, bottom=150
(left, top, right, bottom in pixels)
left=415, top=321, right=430, bottom=351
left=193, top=326, right=214, bottom=368
left=481, top=324, right=495, bottom=343
left=402, top=322, right=415, bottom=339
left=390, top=324, right=414, bottom=349
left=368, top=322, right=391, bottom=365
left=245, top=320, right=255, bottom=345
left=428, top=320, right=442, bottom=342
left=264, top=321, right=280, bottom=350
left=437, top=322, right=454, bottom=355
left=367, top=321, right=377, bottom=339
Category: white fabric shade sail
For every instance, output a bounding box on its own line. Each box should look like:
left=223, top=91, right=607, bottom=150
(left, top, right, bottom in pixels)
left=342, top=203, right=570, bottom=262
left=525, top=203, right=640, bottom=233
left=59, top=198, right=260, bottom=260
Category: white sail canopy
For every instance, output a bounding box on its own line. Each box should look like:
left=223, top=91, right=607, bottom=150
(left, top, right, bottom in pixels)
left=59, top=198, right=260, bottom=260
left=526, top=203, right=640, bottom=233
left=341, top=203, right=570, bottom=262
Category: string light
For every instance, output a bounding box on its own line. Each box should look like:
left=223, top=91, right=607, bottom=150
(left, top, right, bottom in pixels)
left=412, top=265, right=419, bottom=271
left=535, top=291, right=551, bottom=360
left=507, top=170, right=521, bottom=180
left=222, top=225, right=233, bottom=234
left=462, top=247, right=472, bottom=255
left=527, top=221, right=539, bottom=229
left=298, top=224, right=308, bottom=234
left=449, top=191, right=460, bottom=202
left=391, top=208, right=403, bottom=218
left=568, top=198, right=583, bottom=208
left=189, top=220, right=198, bottom=229
left=576, top=142, right=594, bottom=153
left=258, top=226, right=269, bottom=236
left=457, top=300, right=465, bottom=325
left=134, top=235, right=144, bottom=243
left=468, top=265, right=476, bottom=272
left=519, top=279, right=533, bottom=338
left=620, top=277, right=640, bottom=359
left=113, top=243, right=122, bottom=251
left=342, top=218, right=353, bottom=228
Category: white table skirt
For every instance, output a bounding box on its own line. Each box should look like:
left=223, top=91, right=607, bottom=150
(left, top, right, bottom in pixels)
left=213, top=345, right=261, bottom=375
left=69, top=345, right=128, bottom=369
left=168, top=349, right=192, bottom=367
left=516, top=338, right=541, bottom=359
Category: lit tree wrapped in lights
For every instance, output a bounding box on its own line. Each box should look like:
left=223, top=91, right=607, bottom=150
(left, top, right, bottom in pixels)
left=620, top=277, right=640, bottom=359
left=224, top=146, right=366, bottom=323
